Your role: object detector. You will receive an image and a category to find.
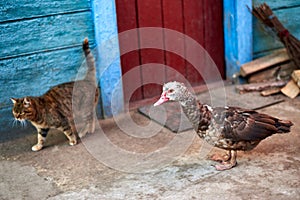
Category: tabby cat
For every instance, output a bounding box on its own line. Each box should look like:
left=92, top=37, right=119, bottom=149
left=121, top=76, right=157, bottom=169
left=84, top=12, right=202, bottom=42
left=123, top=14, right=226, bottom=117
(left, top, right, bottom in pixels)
left=11, top=38, right=99, bottom=151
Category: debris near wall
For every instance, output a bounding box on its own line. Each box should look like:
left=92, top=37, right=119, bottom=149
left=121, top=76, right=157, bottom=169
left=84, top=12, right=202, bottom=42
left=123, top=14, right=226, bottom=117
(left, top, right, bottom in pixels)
left=238, top=49, right=299, bottom=98
left=281, top=70, right=300, bottom=98
left=237, top=3, right=300, bottom=98
left=236, top=80, right=287, bottom=95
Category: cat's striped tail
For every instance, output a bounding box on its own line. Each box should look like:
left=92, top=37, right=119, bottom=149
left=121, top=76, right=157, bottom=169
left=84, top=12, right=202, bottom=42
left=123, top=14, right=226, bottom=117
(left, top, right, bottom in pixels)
left=82, top=38, right=96, bottom=84
left=82, top=38, right=91, bottom=56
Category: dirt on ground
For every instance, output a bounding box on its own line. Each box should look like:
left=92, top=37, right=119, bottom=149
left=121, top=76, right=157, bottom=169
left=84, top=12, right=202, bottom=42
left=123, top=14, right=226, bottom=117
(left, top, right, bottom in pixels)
left=0, top=99, right=300, bottom=200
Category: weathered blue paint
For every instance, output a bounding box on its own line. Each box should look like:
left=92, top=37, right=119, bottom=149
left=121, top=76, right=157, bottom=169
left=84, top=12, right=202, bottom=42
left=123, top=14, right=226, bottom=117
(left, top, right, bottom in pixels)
left=223, top=0, right=253, bottom=79
left=0, top=12, right=95, bottom=58
left=0, top=47, right=87, bottom=105
left=0, top=0, right=91, bottom=22
left=91, top=0, right=124, bottom=117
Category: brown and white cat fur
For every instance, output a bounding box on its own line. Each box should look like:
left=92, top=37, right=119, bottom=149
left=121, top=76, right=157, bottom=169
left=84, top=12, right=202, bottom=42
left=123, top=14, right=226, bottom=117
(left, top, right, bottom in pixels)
left=11, top=38, right=99, bottom=151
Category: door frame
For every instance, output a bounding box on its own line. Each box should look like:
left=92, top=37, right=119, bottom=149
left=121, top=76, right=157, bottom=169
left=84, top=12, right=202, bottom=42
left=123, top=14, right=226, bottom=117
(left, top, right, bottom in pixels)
left=223, top=0, right=253, bottom=78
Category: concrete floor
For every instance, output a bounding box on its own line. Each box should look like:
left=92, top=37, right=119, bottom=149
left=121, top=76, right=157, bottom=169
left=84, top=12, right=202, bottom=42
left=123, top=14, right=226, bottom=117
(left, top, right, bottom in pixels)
left=0, top=98, right=299, bottom=200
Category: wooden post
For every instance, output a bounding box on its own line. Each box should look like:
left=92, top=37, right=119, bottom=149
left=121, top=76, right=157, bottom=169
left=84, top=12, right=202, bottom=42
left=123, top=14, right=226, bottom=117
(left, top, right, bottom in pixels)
left=92, top=0, right=124, bottom=117
left=223, top=0, right=253, bottom=79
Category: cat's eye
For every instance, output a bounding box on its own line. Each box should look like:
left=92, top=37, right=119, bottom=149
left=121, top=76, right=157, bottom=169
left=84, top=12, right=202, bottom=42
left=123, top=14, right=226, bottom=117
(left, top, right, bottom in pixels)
left=23, top=98, right=31, bottom=108
left=23, top=102, right=30, bottom=108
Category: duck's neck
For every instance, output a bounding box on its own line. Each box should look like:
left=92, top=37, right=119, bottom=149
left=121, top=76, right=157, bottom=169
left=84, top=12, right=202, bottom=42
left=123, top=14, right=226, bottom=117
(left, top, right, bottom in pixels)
left=179, top=92, right=201, bottom=130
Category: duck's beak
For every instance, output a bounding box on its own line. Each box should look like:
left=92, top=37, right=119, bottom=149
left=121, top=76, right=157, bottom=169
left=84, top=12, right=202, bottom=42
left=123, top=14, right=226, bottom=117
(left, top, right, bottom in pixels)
left=154, top=92, right=169, bottom=106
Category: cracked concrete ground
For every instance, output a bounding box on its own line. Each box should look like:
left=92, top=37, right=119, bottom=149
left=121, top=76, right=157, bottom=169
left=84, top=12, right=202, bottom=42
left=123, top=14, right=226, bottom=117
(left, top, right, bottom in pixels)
left=0, top=98, right=299, bottom=200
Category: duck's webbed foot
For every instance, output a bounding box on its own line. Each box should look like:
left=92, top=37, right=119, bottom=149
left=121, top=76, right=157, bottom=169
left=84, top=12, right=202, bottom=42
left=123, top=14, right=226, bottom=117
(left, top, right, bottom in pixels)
left=214, top=150, right=237, bottom=171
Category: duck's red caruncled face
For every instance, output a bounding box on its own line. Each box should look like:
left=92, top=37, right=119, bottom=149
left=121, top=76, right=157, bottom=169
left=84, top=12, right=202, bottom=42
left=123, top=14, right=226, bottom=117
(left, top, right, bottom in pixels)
left=153, top=92, right=169, bottom=106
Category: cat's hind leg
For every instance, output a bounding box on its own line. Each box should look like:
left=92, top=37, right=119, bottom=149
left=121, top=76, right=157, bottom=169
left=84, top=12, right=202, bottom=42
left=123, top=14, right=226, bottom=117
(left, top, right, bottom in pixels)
left=78, top=124, right=89, bottom=138
left=78, top=113, right=96, bottom=138
left=32, top=128, right=49, bottom=151
left=89, top=115, right=96, bottom=133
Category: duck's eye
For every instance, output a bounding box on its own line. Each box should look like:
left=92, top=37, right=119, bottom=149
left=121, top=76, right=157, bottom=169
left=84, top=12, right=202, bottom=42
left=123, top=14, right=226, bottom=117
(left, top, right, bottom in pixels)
left=168, top=89, right=174, bottom=93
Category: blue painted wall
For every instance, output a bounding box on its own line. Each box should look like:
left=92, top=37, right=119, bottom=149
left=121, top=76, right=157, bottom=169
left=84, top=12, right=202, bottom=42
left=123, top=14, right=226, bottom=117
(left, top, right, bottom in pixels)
left=0, top=1, right=96, bottom=136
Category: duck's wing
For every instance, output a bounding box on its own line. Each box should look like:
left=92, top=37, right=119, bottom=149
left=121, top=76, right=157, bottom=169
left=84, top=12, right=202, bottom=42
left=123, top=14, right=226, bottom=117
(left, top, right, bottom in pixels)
left=212, top=107, right=292, bottom=141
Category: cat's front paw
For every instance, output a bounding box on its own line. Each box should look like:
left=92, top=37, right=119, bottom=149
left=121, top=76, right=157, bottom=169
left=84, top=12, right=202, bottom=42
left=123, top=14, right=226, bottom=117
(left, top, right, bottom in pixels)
left=32, top=144, right=43, bottom=151
left=69, top=140, right=77, bottom=146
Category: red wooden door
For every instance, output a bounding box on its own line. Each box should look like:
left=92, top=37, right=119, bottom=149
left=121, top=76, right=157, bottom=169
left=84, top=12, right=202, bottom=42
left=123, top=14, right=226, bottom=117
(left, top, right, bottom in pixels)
left=116, top=0, right=225, bottom=103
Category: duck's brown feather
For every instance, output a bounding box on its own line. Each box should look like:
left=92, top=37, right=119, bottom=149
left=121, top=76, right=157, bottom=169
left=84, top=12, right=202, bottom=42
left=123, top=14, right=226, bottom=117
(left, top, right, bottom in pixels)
left=205, top=106, right=293, bottom=142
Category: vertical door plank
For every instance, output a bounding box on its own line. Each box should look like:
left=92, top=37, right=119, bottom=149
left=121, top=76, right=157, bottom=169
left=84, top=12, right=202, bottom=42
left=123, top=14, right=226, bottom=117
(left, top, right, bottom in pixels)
left=116, top=0, right=143, bottom=102
left=137, top=0, right=165, bottom=98
left=162, top=0, right=187, bottom=83
left=204, top=0, right=225, bottom=79
left=183, top=0, right=205, bottom=86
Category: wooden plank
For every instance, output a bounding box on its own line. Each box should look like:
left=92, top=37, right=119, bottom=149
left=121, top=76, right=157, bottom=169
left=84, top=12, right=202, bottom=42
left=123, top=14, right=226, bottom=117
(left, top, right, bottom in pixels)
left=183, top=0, right=205, bottom=86
left=0, top=12, right=94, bottom=59
left=0, top=0, right=90, bottom=22
left=236, top=80, right=286, bottom=94
left=261, top=88, right=281, bottom=96
left=248, top=62, right=296, bottom=83
left=248, top=66, right=280, bottom=83
left=115, top=0, right=143, bottom=102
left=281, top=79, right=300, bottom=98
left=137, top=0, right=165, bottom=98
left=204, top=0, right=225, bottom=79
left=0, top=47, right=86, bottom=106
left=240, top=48, right=289, bottom=77
left=162, top=0, right=186, bottom=83
left=253, top=7, right=300, bottom=54
left=292, top=70, right=300, bottom=87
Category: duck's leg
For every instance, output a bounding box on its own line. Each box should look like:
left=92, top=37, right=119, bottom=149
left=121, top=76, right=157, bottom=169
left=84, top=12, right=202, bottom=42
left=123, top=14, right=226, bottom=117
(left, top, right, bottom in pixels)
left=215, top=150, right=237, bottom=171
left=209, top=152, right=231, bottom=162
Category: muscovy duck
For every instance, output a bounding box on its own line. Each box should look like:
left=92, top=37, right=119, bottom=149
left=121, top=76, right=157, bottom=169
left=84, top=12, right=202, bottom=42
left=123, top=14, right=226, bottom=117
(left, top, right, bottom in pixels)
left=154, top=81, right=293, bottom=170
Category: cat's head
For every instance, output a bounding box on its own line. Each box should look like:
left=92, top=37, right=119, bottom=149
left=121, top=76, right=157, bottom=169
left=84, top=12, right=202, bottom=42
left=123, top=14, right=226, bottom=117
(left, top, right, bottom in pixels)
left=11, top=97, right=36, bottom=121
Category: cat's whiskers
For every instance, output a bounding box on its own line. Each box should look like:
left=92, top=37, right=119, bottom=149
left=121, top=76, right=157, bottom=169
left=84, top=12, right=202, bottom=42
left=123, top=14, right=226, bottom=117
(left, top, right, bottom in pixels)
left=10, top=118, right=18, bottom=128
left=11, top=118, right=27, bottom=128
left=20, top=119, right=27, bottom=128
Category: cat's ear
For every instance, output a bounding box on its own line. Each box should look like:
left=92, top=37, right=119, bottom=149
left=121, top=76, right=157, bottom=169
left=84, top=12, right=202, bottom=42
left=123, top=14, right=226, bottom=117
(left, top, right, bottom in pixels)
left=10, top=98, right=17, bottom=104
left=23, top=97, right=31, bottom=108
